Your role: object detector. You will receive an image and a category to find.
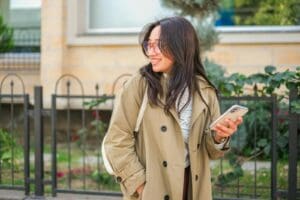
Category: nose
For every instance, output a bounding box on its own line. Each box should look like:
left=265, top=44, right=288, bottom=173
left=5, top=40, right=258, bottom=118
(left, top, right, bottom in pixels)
left=147, top=47, right=157, bottom=56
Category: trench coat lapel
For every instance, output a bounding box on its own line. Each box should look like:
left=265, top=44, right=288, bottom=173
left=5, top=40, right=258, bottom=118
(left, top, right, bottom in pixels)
left=168, top=90, right=207, bottom=128
left=169, top=107, right=180, bottom=125
left=158, top=91, right=207, bottom=129
left=158, top=75, right=209, bottom=128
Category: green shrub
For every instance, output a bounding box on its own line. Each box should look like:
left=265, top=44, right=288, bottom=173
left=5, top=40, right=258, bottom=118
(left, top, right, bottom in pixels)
left=206, top=64, right=299, bottom=188
left=0, top=129, right=23, bottom=168
left=0, top=15, right=14, bottom=53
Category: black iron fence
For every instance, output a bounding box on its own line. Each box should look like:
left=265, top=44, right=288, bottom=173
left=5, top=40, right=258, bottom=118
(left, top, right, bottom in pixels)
left=0, top=74, right=30, bottom=195
left=214, top=95, right=278, bottom=199
left=0, top=73, right=299, bottom=199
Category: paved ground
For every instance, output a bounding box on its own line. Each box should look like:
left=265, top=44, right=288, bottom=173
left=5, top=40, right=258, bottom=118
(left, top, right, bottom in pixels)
left=0, top=190, right=122, bottom=200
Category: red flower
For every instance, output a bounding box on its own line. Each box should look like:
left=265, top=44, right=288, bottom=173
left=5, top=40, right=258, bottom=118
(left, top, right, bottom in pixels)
left=71, top=134, right=80, bottom=142
left=92, top=111, right=101, bottom=120
left=57, top=171, right=65, bottom=178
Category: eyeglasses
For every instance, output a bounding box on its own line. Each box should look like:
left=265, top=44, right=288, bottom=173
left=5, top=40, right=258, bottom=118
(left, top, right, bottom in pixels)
left=142, top=40, right=161, bottom=54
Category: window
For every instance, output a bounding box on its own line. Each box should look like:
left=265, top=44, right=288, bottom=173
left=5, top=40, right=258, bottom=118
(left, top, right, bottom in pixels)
left=8, top=0, right=41, bottom=50
left=67, top=0, right=300, bottom=45
left=9, top=0, right=41, bottom=29
left=88, top=0, right=174, bottom=34
left=10, top=0, right=41, bottom=9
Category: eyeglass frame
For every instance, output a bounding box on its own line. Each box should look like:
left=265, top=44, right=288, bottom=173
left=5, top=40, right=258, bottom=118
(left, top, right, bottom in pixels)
left=142, top=40, right=162, bottom=54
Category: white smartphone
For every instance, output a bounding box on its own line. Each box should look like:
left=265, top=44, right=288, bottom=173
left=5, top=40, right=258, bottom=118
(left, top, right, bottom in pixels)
left=209, top=105, right=248, bottom=129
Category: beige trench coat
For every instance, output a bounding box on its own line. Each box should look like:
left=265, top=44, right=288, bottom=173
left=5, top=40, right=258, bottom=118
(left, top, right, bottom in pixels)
left=104, top=73, right=229, bottom=200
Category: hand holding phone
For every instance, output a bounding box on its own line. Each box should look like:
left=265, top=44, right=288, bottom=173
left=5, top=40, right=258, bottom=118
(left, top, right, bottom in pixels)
left=209, top=105, right=248, bottom=130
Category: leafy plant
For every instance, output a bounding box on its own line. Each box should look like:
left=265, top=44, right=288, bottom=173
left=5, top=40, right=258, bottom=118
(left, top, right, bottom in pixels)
left=83, top=95, right=112, bottom=110
left=0, top=15, right=14, bottom=53
left=232, top=0, right=300, bottom=25
left=75, top=97, right=110, bottom=150
left=91, top=170, right=119, bottom=190
left=204, top=58, right=227, bottom=89
left=0, top=129, right=23, bottom=168
left=206, top=65, right=299, bottom=186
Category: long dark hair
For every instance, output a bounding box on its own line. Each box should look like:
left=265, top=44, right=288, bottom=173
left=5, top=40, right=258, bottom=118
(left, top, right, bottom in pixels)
left=139, top=16, right=217, bottom=114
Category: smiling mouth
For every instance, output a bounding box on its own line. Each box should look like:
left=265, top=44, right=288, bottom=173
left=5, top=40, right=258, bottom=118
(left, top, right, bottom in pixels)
left=150, top=59, right=161, bottom=66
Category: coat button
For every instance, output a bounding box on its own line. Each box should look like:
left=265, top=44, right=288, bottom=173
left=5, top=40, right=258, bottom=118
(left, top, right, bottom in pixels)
left=161, top=125, right=167, bottom=132
left=162, top=161, right=168, bottom=167
left=116, top=176, right=122, bottom=183
left=164, top=195, right=169, bottom=200
left=197, top=143, right=200, bottom=149
left=195, top=175, right=198, bottom=181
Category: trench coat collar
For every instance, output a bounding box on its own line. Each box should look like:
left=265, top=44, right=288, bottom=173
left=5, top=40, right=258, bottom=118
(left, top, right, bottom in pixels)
left=191, top=76, right=212, bottom=126
left=159, top=75, right=211, bottom=127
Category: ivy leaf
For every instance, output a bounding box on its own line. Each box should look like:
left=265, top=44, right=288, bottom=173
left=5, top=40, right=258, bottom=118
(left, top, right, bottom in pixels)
left=286, top=81, right=297, bottom=90
left=277, top=134, right=288, bottom=149
left=264, top=65, right=276, bottom=75
left=216, top=165, right=243, bottom=185
left=91, top=119, right=101, bottom=126
left=291, top=100, right=300, bottom=114
left=257, top=138, right=268, bottom=147
left=224, top=83, right=235, bottom=93
left=248, top=73, right=269, bottom=84
left=77, top=127, right=88, bottom=136
left=263, top=145, right=271, bottom=155
left=266, top=86, right=275, bottom=95
left=83, top=96, right=110, bottom=109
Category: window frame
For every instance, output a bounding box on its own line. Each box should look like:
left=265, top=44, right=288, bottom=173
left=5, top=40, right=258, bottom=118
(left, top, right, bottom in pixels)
left=67, top=0, right=300, bottom=46
left=67, top=0, right=140, bottom=45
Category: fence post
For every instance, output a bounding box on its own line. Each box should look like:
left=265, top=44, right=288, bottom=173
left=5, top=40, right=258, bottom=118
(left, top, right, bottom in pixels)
left=34, top=86, right=45, bottom=199
left=51, top=94, right=57, bottom=197
left=271, top=94, right=278, bottom=199
left=24, top=94, right=30, bottom=196
left=288, top=87, right=298, bottom=200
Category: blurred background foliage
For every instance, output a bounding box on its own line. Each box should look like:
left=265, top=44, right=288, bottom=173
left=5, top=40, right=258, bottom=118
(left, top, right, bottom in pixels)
left=0, top=15, right=14, bottom=53
left=231, top=0, right=300, bottom=25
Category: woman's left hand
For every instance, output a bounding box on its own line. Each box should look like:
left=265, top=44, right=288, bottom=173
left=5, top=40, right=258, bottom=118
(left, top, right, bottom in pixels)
left=212, top=117, right=243, bottom=143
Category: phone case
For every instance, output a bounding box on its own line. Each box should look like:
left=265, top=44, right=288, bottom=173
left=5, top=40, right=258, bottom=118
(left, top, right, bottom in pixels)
left=209, top=105, right=248, bottom=129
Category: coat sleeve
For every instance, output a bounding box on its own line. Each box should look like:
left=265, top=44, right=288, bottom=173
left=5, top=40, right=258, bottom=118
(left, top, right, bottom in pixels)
left=104, top=74, right=146, bottom=196
left=204, top=89, right=230, bottom=160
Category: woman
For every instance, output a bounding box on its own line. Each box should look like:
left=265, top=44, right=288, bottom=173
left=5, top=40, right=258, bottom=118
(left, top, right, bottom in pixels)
left=104, top=16, right=243, bottom=200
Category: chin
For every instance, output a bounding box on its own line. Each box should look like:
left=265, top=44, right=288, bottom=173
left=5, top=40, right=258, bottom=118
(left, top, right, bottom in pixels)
left=152, top=65, right=162, bottom=73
